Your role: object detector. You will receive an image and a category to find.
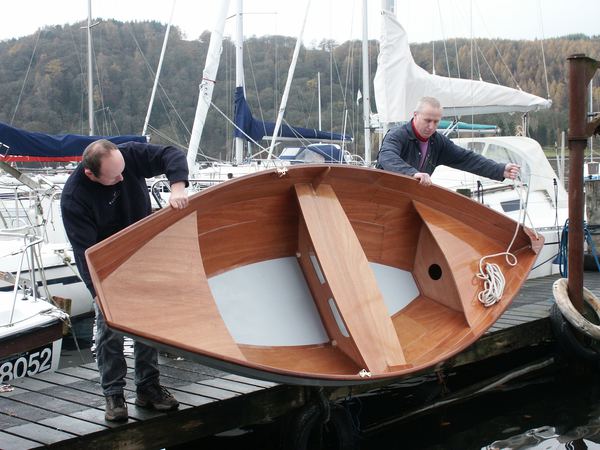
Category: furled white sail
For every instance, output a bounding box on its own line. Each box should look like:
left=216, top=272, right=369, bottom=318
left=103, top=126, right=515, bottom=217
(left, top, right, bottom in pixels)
left=373, top=11, right=552, bottom=123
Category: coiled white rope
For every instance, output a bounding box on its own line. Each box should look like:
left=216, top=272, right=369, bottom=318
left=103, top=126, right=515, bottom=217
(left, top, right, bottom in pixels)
left=476, top=177, right=529, bottom=307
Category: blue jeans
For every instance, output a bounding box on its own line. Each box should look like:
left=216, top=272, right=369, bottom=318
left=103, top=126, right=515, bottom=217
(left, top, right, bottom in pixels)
left=94, top=302, right=160, bottom=397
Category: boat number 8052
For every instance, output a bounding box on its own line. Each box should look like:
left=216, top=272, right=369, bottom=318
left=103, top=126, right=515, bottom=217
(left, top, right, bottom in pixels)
left=0, top=346, right=53, bottom=383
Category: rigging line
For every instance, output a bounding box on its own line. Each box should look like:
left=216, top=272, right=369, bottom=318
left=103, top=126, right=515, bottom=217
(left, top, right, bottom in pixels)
left=474, top=37, right=482, bottom=81
left=146, top=125, right=188, bottom=150
left=436, top=0, right=453, bottom=80
left=11, top=29, right=42, bottom=125
left=454, top=37, right=461, bottom=78
left=476, top=43, right=501, bottom=85
left=244, top=41, right=267, bottom=127
left=437, top=0, right=459, bottom=123
left=91, top=33, right=110, bottom=135
left=471, top=2, right=521, bottom=90
left=127, top=24, right=189, bottom=140
left=68, top=27, right=86, bottom=134
left=537, top=0, right=551, bottom=99
left=208, top=100, right=269, bottom=155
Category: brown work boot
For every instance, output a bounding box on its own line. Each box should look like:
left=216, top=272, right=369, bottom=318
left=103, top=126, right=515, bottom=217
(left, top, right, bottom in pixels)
left=135, top=383, right=179, bottom=411
left=105, top=393, right=128, bottom=422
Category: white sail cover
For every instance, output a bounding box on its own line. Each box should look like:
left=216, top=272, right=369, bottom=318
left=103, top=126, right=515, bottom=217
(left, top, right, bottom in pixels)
left=374, top=11, right=552, bottom=123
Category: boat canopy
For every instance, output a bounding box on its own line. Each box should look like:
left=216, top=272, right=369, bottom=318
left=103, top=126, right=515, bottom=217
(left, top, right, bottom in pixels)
left=374, top=11, right=552, bottom=124
left=0, top=121, right=147, bottom=162
left=234, top=87, right=352, bottom=143
left=438, top=120, right=498, bottom=132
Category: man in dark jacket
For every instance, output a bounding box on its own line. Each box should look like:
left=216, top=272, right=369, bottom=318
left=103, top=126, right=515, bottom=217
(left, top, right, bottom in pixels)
left=376, top=96, right=520, bottom=186
left=60, top=139, right=189, bottom=422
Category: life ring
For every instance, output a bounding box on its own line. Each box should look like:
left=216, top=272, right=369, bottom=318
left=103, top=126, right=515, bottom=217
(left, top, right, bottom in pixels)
left=552, top=278, right=600, bottom=340
left=283, top=403, right=359, bottom=450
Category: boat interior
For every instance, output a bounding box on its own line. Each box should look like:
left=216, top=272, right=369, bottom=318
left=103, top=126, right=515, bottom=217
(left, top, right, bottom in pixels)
left=87, top=165, right=541, bottom=384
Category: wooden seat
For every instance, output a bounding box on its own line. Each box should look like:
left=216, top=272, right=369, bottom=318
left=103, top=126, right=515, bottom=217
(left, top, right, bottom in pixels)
left=294, top=182, right=406, bottom=374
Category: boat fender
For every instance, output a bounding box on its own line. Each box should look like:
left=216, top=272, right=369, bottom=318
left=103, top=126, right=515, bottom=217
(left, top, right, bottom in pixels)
left=552, top=278, right=600, bottom=340
left=283, top=402, right=359, bottom=450
left=549, top=303, right=600, bottom=368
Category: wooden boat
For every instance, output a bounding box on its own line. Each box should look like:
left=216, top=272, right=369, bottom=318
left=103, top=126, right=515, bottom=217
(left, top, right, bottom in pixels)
left=86, top=165, right=542, bottom=385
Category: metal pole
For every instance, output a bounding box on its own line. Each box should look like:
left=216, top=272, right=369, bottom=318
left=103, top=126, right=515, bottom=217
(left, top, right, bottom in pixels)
left=567, top=54, right=599, bottom=313
left=234, top=0, right=245, bottom=164
left=361, top=0, right=371, bottom=165
left=142, top=0, right=176, bottom=137
left=87, top=0, right=94, bottom=136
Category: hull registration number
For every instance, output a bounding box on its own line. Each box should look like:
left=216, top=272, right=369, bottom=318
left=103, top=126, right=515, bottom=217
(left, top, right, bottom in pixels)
left=0, top=344, right=55, bottom=383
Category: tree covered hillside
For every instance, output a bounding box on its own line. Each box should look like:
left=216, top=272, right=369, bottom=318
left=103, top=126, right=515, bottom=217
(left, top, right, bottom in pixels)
left=0, top=20, right=598, bottom=161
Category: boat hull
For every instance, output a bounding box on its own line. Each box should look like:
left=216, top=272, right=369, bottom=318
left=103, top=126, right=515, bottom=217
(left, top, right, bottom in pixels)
left=87, top=165, right=542, bottom=385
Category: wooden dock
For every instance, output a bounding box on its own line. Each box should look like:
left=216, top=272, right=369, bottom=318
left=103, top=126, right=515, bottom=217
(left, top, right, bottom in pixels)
left=0, top=271, right=597, bottom=449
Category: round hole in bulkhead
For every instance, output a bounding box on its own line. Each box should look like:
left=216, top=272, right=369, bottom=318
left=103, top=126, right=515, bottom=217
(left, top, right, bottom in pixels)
left=428, top=264, right=442, bottom=280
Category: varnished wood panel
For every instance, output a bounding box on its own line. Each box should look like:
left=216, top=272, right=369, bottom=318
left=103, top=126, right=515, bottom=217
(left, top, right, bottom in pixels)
left=94, top=212, right=245, bottom=361
left=295, top=183, right=406, bottom=373
left=239, top=344, right=360, bottom=376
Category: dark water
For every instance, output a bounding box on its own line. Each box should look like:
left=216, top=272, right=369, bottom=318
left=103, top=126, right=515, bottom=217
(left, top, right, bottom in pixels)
left=61, top=317, right=600, bottom=450
left=186, top=365, right=600, bottom=450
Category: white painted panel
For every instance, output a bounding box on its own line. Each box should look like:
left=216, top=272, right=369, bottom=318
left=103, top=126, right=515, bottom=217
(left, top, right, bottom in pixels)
left=370, top=262, right=419, bottom=315
left=208, top=257, right=329, bottom=346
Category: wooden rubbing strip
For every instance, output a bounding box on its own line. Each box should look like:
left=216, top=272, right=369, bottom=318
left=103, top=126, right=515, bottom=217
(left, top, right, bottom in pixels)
left=294, top=182, right=406, bottom=373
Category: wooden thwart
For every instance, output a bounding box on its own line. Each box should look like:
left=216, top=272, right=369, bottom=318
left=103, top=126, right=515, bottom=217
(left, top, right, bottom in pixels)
left=294, top=182, right=406, bottom=373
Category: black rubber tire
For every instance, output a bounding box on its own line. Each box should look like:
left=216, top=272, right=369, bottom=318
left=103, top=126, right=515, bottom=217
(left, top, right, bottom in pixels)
left=550, top=302, right=600, bottom=368
left=283, top=403, right=359, bottom=450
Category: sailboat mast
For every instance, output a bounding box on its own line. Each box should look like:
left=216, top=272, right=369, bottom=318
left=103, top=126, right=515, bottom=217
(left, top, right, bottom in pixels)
left=267, top=0, right=312, bottom=160
left=361, top=0, right=371, bottom=164
left=87, top=0, right=94, bottom=136
left=318, top=72, right=322, bottom=130
left=142, top=0, right=176, bottom=137
left=235, top=0, right=245, bottom=164
left=186, top=0, right=231, bottom=171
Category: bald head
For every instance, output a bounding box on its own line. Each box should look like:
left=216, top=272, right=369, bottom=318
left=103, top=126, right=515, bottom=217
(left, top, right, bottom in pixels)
left=83, top=139, right=125, bottom=186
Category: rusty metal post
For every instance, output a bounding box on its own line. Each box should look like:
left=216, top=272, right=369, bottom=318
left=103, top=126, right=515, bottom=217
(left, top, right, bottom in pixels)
left=567, top=54, right=600, bottom=313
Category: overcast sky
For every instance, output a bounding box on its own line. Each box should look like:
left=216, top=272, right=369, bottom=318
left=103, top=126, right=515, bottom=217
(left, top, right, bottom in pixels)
left=1, top=0, right=598, bottom=46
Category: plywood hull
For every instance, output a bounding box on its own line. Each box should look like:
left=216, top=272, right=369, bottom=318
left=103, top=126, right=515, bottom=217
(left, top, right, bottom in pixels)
left=86, top=165, right=542, bottom=385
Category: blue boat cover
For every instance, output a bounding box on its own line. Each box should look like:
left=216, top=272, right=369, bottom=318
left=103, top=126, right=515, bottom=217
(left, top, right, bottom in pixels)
left=438, top=119, right=498, bottom=131
left=0, top=121, right=147, bottom=162
left=233, top=87, right=352, bottom=143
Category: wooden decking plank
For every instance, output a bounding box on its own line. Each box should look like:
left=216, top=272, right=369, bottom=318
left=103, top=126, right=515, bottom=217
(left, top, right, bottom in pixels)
left=0, top=396, right=59, bottom=422
left=56, top=366, right=101, bottom=380
left=39, top=415, right=107, bottom=436
left=174, top=382, right=241, bottom=401
left=0, top=431, right=43, bottom=450
left=223, top=374, right=277, bottom=388
left=69, top=408, right=130, bottom=428
left=198, top=378, right=265, bottom=394
left=2, top=422, right=76, bottom=445
left=156, top=356, right=226, bottom=379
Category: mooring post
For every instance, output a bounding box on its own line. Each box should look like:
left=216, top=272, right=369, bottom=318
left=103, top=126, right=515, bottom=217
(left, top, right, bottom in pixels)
left=567, top=54, right=600, bottom=313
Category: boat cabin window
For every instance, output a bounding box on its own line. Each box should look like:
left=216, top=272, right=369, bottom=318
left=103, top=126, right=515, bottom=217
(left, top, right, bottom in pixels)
left=500, top=199, right=521, bottom=212
left=484, top=144, right=530, bottom=184
left=464, top=142, right=485, bottom=155
left=295, top=148, right=326, bottom=163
